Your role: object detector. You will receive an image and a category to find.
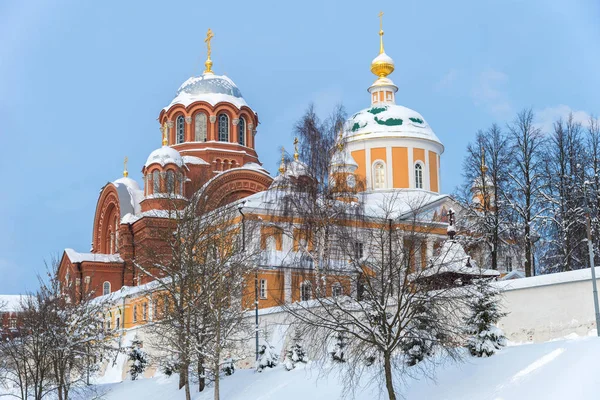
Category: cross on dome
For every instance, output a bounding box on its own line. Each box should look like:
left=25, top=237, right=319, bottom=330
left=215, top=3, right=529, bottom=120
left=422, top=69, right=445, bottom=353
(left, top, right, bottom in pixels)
left=204, top=28, right=215, bottom=74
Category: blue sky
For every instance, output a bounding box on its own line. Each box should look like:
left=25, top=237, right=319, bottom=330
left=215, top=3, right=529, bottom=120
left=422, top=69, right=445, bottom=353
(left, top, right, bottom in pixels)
left=0, top=0, right=599, bottom=294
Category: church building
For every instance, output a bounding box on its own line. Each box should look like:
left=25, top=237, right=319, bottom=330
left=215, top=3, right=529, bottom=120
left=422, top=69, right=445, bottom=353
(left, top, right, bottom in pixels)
left=57, top=18, right=507, bottom=328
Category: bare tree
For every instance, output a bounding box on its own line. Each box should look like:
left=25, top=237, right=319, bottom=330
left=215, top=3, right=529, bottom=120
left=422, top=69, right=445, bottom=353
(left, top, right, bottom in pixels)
left=457, top=125, right=514, bottom=271
left=135, top=191, right=254, bottom=400
left=506, top=109, right=545, bottom=276
left=263, top=105, right=488, bottom=399
left=0, top=261, right=112, bottom=400
left=539, top=114, right=587, bottom=272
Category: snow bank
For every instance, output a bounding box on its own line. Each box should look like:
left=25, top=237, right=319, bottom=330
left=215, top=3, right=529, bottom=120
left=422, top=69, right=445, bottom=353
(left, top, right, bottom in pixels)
left=88, top=336, right=600, bottom=400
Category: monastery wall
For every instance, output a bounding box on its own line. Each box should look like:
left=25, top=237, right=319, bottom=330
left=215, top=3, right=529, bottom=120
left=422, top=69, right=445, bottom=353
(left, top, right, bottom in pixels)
left=496, top=268, right=600, bottom=343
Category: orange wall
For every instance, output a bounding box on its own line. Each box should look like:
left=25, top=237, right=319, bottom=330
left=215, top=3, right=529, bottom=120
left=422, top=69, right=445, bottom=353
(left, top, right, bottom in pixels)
left=371, top=147, right=387, bottom=163
left=413, top=148, right=425, bottom=163
left=392, top=147, right=409, bottom=188
left=351, top=149, right=366, bottom=182
left=429, top=151, right=439, bottom=192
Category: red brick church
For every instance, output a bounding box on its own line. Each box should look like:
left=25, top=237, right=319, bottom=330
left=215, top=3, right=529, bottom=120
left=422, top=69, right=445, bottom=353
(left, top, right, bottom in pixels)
left=58, top=30, right=273, bottom=299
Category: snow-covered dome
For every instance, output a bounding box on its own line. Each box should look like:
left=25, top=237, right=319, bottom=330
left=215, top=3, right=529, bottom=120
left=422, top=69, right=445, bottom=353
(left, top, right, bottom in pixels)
left=113, top=177, right=141, bottom=191
left=145, top=146, right=184, bottom=168
left=164, top=73, right=248, bottom=110
left=345, top=104, right=442, bottom=146
left=286, top=160, right=308, bottom=179
left=330, top=149, right=358, bottom=173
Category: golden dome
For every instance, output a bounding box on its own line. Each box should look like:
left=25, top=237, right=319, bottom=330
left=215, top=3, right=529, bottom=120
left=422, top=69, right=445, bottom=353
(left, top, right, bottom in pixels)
left=371, top=52, right=395, bottom=78
left=370, top=11, right=395, bottom=79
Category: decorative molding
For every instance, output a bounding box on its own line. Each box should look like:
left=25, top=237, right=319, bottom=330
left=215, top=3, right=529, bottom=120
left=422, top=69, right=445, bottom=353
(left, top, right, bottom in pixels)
left=248, top=123, right=254, bottom=129
left=185, top=116, right=192, bottom=124
left=209, top=115, right=217, bottom=123
left=232, top=118, right=240, bottom=126
left=167, top=121, right=174, bottom=128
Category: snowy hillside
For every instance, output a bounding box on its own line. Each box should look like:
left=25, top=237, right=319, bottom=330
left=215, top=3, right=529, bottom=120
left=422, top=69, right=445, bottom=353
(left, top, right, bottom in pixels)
left=89, top=335, right=600, bottom=400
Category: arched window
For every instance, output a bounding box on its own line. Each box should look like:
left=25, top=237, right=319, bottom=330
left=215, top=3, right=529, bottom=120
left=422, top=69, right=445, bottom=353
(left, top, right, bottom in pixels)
left=142, top=302, right=148, bottom=320
left=238, top=118, right=245, bottom=145
left=373, top=161, right=386, bottom=189
left=103, top=281, right=111, bottom=296
left=177, top=172, right=184, bottom=195
left=218, top=114, right=229, bottom=142
left=133, top=305, right=138, bottom=323
left=415, top=163, right=423, bottom=189
left=153, top=171, right=160, bottom=193
left=300, top=281, right=312, bottom=302
left=195, top=113, right=207, bottom=142
left=176, top=115, right=185, bottom=144
left=166, top=170, right=175, bottom=194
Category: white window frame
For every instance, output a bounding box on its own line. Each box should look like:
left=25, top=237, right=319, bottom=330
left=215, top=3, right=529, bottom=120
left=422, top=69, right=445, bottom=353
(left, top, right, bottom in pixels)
left=372, top=160, right=386, bottom=190
left=142, top=302, right=148, bottom=320
left=414, top=162, right=424, bottom=189
left=133, top=305, right=138, bottom=323
left=260, top=279, right=267, bottom=299
left=218, top=114, right=229, bottom=142
left=103, top=281, right=111, bottom=296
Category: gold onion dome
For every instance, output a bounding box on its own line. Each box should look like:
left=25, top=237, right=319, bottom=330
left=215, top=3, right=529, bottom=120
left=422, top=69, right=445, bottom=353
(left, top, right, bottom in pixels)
left=370, top=11, right=395, bottom=79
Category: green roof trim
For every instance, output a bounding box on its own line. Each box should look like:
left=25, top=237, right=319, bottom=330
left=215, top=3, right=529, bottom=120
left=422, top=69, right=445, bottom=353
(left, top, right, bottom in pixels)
left=409, top=117, right=424, bottom=124
left=368, top=106, right=387, bottom=115
left=374, top=117, right=403, bottom=126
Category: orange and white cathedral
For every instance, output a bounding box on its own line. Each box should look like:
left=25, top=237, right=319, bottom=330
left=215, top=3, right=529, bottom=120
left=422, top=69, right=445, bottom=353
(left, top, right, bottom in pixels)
left=57, top=21, right=513, bottom=326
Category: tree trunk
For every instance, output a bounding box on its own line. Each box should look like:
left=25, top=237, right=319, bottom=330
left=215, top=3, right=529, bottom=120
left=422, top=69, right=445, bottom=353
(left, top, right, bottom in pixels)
left=525, top=222, right=532, bottom=277
left=198, top=356, right=205, bottom=392
left=383, top=352, right=397, bottom=400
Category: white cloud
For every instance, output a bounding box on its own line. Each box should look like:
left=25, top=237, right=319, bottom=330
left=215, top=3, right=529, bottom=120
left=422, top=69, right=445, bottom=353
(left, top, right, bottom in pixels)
left=471, top=69, right=512, bottom=117
left=535, top=105, right=592, bottom=133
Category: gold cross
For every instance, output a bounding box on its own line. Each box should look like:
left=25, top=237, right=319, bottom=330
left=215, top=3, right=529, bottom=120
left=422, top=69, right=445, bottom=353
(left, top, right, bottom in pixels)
left=205, top=28, right=214, bottom=59
left=123, top=156, right=129, bottom=178
left=293, top=137, right=299, bottom=161
left=378, top=11, right=385, bottom=54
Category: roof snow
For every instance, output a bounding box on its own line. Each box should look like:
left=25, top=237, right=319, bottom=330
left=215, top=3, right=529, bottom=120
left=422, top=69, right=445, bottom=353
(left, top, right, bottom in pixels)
left=164, top=73, right=249, bottom=111
left=182, top=155, right=209, bottom=165
left=421, top=240, right=499, bottom=279
left=494, top=266, right=600, bottom=292
left=346, top=104, right=443, bottom=147
left=0, top=295, right=30, bottom=312
left=65, top=248, right=124, bottom=264
left=145, top=146, right=184, bottom=168
left=112, top=177, right=143, bottom=216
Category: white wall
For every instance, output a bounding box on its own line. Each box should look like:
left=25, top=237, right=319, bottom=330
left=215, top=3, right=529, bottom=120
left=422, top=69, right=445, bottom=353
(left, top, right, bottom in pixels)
left=495, top=267, right=600, bottom=343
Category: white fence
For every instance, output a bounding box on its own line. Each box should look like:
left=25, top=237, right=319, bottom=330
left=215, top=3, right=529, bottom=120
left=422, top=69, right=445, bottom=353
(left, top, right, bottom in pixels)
left=495, top=267, right=600, bottom=343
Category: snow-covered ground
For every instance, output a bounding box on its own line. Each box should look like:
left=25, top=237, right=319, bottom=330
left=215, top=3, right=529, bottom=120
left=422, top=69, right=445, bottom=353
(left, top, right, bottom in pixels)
left=87, top=334, right=600, bottom=400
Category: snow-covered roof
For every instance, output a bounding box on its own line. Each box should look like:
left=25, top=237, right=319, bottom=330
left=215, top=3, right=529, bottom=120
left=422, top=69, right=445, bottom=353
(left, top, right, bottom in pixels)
left=500, top=270, right=526, bottom=281
left=0, top=295, right=30, bottom=312
left=182, top=155, right=209, bottom=165
left=164, top=73, right=249, bottom=111
left=64, top=248, right=124, bottom=264
left=112, top=177, right=143, bottom=217
left=285, top=160, right=308, bottom=179
left=360, top=190, right=450, bottom=220
left=145, top=146, right=184, bottom=168
left=494, top=267, right=600, bottom=292
left=93, top=279, right=164, bottom=305
left=421, top=240, right=500, bottom=279
left=241, top=187, right=451, bottom=222
left=345, top=104, right=443, bottom=148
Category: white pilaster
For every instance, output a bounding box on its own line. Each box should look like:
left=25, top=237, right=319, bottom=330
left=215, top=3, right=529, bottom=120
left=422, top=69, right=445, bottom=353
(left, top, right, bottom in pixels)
left=425, top=149, right=431, bottom=191
left=284, top=268, right=292, bottom=303
left=365, top=145, right=372, bottom=190
left=386, top=146, right=393, bottom=189
left=408, top=147, right=414, bottom=188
